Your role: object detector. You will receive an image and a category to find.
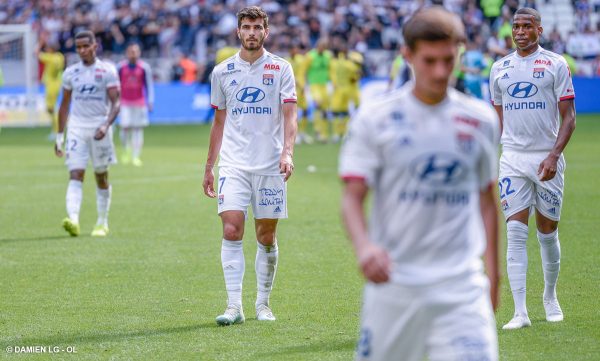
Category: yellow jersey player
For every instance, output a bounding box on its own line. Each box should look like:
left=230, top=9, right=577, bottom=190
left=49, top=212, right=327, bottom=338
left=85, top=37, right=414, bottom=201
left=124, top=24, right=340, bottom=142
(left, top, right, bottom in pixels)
left=288, top=43, right=312, bottom=144
left=305, top=39, right=332, bottom=142
left=330, top=45, right=361, bottom=142
left=38, top=42, right=65, bottom=139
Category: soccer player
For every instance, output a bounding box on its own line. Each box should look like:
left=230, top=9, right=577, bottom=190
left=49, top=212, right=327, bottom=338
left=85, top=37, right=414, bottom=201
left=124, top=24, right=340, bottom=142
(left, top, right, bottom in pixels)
left=55, top=31, right=121, bottom=237
left=305, top=39, right=332, bottom=142
left=203, top=6, right=297, bottom=326
left=118, top=42, right=154, bottom=167
left=489, top=7, right=576, bottom=330
left=288, top=42, right=312, bottom=144
left=339, top=7, right=500, bottom=361
left=330, top=44, right=361, bottom=143
left=38, top=42, right=65, bottom=140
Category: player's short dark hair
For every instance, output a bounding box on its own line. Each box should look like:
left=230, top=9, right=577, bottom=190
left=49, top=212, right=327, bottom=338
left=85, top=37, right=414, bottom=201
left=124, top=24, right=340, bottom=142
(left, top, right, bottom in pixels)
left=514, top=7, right=542, bottom=25
left=402, top=6, right=465, bottom=50
left=74, top=30, right=96, bottom=44
left=237, top=6, right=268, bottom=29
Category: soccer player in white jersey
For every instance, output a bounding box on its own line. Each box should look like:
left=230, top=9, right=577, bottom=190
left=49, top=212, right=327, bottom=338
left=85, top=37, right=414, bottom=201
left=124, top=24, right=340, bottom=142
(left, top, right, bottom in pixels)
left=202, top=6, right=297, bottom=326
left=339, top=7, right=500, bottom=361
left=55, top=31, right=121, bottom=237
left=489, top=7, right=576, bottom=330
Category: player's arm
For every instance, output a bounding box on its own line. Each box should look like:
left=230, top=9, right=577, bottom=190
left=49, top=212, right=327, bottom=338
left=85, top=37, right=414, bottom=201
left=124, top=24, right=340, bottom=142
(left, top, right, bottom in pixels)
left=55, top=88, right=72, bottom=157
left=538, top=99, right=576, bottom=181
left=493, top=105, right=503, bottom=135
left=280, top=102, right=297, bottom=181
left=480, top=182, right=500, bottom=311
left=203, top=109, right=226, bottom=198
left=341, top=179, right=391, bottom=283
left=95, top=86, right=121, bottom=140
left=143, top=62, right=155, bottom=112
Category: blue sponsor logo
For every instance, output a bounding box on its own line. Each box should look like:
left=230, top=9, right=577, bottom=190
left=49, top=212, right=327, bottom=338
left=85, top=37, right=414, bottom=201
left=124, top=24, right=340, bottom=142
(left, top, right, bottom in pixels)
left=78, top=84, right=97, bottom=94
left=507, top=81, right=538, bottom=98
left=410, top=153, right=467, bottom=186
left=227, top=63, right=234, bottom=70
left=503, top=60, right=510, bottom=67
left=236, top=87, right=266, bottom=103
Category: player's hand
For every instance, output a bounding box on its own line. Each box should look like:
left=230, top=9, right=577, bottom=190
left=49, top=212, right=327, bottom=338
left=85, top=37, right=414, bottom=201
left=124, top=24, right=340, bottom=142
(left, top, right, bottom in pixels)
left=203, top=166, right=216, bottom=198
left=54, top=133, right=64, bottom=157
left=94, top=123, right=109, bottom=140
left=279, top=152, right=294, bottom=181
left=538, top=154, right=559, bottom=181
left=148, top=103, right=154, bottom=113
left=356, top=243, right=391, bottom=284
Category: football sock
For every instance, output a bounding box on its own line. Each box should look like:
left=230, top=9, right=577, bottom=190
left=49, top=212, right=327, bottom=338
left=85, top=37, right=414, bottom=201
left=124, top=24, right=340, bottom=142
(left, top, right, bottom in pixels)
left=66, top=180, right=83, bottom=223
left=131, top=128, right=144, bottom=159
left=507, top=220, right=529, bottom=315
left=120, top=128, right=130, bottom=149
left=221, top=239, right=244, bottom=307
left=96, top=186, right=111, bottom=227
left=538, top=229, right=561, bottom=300
left=255, top=241, right=278, bottom=308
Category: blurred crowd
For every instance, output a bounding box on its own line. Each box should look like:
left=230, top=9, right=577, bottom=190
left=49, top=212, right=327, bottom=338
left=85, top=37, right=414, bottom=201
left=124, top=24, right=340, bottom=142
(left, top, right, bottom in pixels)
left=1, top=0, right=599, bottom=79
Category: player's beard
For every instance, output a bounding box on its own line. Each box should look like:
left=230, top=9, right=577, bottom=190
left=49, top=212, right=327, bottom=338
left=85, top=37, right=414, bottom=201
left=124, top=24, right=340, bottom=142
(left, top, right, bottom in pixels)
left=241, top=36, right=264, bottom=51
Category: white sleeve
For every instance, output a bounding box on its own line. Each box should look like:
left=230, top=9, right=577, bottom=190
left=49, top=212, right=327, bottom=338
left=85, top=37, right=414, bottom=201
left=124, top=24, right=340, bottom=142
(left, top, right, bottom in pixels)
left=142, top=62, right=155, bottom=104
left=555, top=59, right=575, bottom=102
left=280, top=63, right=297, bottom=104
left=210, top=71, right=226, bottom=110
left=489, top=64, right=502, bottom=106
left=62, top=69, right=73, bottom=90
left=106, top=65, right=120, bottom=88
left=338, top=109, right=381, bottom=185
left=476, top=109, right=500, bottom=190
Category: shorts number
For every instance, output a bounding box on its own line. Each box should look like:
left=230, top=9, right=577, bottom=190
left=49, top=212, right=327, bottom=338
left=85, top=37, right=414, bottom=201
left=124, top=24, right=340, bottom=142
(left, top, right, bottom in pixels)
left=218, top=177, right=226, bottom=194
left=498, top=177, right=515, bottom=199
left=69, top=139, right=77, bottom=151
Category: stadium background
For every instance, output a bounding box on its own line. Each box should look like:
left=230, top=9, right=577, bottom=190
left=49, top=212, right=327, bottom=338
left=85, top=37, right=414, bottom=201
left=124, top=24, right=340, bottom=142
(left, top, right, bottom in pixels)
left=1, top=0, right=600, bottom=125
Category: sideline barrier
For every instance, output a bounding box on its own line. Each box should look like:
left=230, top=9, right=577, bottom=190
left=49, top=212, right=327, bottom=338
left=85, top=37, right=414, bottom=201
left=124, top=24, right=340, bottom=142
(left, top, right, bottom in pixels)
left=0, top=77, right=598, bottom=127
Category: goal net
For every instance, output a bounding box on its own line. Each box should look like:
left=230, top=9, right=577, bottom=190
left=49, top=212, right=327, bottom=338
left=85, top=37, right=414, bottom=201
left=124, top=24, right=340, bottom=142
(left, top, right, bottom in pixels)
left=0, top=24, right=42, bottom=127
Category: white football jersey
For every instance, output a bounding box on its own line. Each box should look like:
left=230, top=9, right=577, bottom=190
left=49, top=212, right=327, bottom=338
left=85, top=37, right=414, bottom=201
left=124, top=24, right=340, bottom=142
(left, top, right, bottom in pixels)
left=339, top=86, right=500, bottom=286
left=211, top=51, right=296, bottom=174
left=62, top=59, right=120, bottom=129
left=490, top=47, right=575, bottom=152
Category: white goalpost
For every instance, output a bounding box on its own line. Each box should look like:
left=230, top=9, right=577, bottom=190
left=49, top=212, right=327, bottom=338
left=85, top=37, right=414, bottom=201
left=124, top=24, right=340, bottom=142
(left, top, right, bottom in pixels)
left=0, top=24, right=41, bottom=127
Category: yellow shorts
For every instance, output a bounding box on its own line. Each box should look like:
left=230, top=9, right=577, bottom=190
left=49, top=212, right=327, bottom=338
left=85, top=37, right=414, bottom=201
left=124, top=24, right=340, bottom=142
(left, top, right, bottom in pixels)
left=309, top=84, right=329, bottom=110
left=45, top=83, right=61, bottom=111
left=296, top=85, right=307, bottom=110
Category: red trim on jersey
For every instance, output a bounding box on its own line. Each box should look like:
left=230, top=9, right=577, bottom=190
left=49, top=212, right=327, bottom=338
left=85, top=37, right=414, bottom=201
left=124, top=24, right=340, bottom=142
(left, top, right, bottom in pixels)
left=211, top=104, right=219, bottom=109
left=559, top=95, right=575, bottom=101
left=283, top=99, right=297, bottom=103
left=340, top=174, right=367, bottom=182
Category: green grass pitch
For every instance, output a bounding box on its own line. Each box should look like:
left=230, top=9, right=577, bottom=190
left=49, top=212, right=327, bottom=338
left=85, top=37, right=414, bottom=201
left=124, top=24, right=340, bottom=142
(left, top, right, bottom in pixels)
left=1, top=115, right=599, bottom=360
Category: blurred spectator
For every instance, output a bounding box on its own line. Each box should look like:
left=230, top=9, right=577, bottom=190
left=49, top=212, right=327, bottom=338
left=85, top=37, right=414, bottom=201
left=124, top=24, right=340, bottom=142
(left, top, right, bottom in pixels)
left=171, top=53, right=197, bottom=84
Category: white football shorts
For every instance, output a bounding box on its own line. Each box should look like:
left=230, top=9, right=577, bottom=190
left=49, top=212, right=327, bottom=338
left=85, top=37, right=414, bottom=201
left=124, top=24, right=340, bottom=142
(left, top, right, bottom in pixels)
left=119, top=105, right=149, bottom=128
left=499, top=150, right=565, bottom=221
left=355, top=272, right=498, bottom=361
left=65, top=126, right=117, bottom=172
left=217, top=166, right=287, bottom=219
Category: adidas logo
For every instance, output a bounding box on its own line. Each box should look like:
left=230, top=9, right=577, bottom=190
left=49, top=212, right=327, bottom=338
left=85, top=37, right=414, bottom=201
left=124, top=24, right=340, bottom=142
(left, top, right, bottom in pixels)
left=230, top=80, right=238, bottom=86
left=549, top=207, right=556, bottom=214
left=501, top=73, right=509, bottom=80
left=274, top=206, right=281, bottom=213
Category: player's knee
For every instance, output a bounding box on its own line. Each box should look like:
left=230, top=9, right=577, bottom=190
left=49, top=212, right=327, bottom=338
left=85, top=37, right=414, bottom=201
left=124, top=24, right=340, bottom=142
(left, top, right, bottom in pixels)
left=223, top=223, right=244, bottom=240
left=255, top=224, right=277, bottom=246
left=69, top=170, right=85, bottom=181
left=94, top=171, right=109, bottom=188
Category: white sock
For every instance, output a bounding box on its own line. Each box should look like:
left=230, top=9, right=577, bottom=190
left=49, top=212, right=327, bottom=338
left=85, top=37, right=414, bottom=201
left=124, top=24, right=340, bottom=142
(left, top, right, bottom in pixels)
left=537, top=229, right=561, bottom=300
left=120, top=128, right=130, bottom=151
left=255, top=241, right=278, bottom=308
left=66, top=180, right=83, bottom=223
left=96, top=186, right=111, bottom=227
left=507, top=220, right=529, bottom=316
left=221, top=239, right=244, bottom=308
left=131, top=128, right=144, bottom=159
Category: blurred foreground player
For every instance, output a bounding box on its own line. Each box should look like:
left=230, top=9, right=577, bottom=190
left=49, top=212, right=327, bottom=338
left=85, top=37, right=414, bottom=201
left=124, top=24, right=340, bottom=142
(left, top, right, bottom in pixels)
left=340, top=7, right=500, bottom=361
